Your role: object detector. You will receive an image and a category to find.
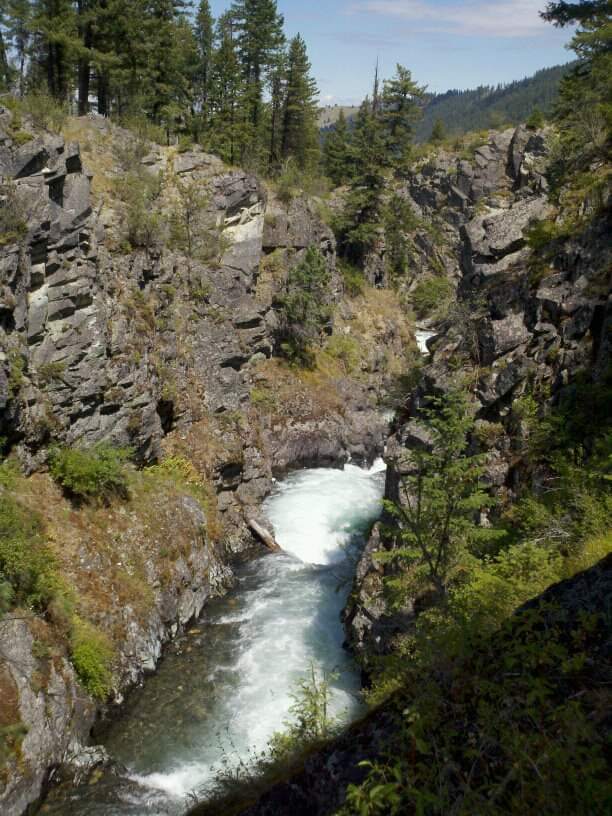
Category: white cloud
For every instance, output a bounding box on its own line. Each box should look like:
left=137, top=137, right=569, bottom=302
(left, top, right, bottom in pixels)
left=350, top=0, right=552, bottom=38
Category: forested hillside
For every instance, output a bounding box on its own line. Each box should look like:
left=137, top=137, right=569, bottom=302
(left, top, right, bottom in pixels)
left=0, top=0, right=320, bottom=172
left=415, top=63, right=572, bottom=140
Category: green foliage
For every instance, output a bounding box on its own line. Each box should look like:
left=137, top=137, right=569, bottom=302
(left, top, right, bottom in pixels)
left=526, top=106, right=545, bottom=129
left=280, top=34, right=319, bottom=172
left=115, top=170, right=162, bottom=251
left=344, top=600, right=612, bottom=816
left=275, top=247, right=332, bottom=367
left=69, top=617, right=114, bottom=700
left=411, top=276, right=454, bottom=318
left=0, top=494, right=55, bottom=611
left=429, top=117, right=446, bottom=144
left=21, top=90, right=67, bottom=133
left=324, top=334, right=361, bottom=374
left=0, top=182, right=27, bottom=247
left=414, top=63, right=571, bottom=142
left=381, top=389, right=498, bottom=601
left=338, top=258, right=366, bottom=297
left=7, top=348, right=25, bottom=399
left=540, top=2, right=611, bottom=210
left=48, top=443, right=131, bottom=503
left=323, top=109, right=353, bottom=186
left=381, top=65, right=426, bottom=172
left=168, top=177, right=211, bottom=258
left=384, top=194, right=419, bottom=280
left=269, top=665, right=338, bottom=759
left=275, top=158, right=329, bottom=204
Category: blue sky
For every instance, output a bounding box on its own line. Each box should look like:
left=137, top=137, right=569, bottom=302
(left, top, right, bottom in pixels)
left=209, top=0, right=575, bottom=104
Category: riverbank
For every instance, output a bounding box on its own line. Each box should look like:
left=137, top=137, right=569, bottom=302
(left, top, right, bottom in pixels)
left=36, top=462, right=386, bottom=815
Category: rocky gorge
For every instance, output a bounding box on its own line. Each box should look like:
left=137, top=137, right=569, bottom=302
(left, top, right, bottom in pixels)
left=0, top=105, right=610, bottom=816
left=0, top=109, right=409, bottom=816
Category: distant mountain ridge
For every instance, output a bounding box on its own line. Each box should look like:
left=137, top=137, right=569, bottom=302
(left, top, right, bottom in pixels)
left=318, top=63, right=573, bottom=140
left=415, top=62, right=573, bottom=141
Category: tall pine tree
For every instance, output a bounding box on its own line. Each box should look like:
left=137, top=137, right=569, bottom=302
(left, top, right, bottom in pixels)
left=280, top=34, right=319, bottom=171
left=323, top=110, right=353, bottom=186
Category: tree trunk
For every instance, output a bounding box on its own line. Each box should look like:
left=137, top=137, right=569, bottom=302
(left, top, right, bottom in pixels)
left=78, top=23, right=93, bottom=116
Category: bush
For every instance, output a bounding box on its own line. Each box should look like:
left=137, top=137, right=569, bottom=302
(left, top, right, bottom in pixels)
left=0, top=495, right=55, bottom=610
left=49, top=444, right=131, bottom=503
left=70, top=617, right=114, bottom=700
left=275, top=247, right=332, bottom=367
left=21, top=91, right=68, bottom=133
left=325, top=334, right=361, bottom=373
left=338, top=258, right=365, bottom=297
left=0, top=183, right=28, bottom=246
left=411, top=276, right=454, bottom=318
left=115, top=170, right=162, bottom=250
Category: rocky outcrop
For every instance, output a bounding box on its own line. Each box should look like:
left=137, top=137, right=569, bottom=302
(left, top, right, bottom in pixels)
left=346, top=124, right=612, bottom=657
left=0, top=113, right=403, bottom=815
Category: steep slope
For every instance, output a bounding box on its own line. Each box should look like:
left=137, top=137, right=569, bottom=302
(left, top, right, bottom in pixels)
left=347, top=123, right=611, bottom=656
left=0, top=110, right=415, bottom=815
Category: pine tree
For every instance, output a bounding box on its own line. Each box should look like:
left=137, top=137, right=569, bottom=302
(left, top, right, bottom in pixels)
left=337, top=95, right=387, bottom=265
left=381, top=64, right=426, bottom=171
left=542, top=0, right=611, bottom=169
left=193, top=0, right=214, bottom=136
left=208, top=11, right=244, bottom=164
left=323, top=110, right=353, bottom=186
left=280, top=34, right=319, bottom=171
left=383, top=389, right=494, bottom=601
left=31, top=0, right=78, bottom=100
left=429, top=118, right=446, bottom=144
left=232, top=0, right=284, bottom=161
left=5, top=0, right=32, bottom=95
left=267, top=49, right=287, bottom=170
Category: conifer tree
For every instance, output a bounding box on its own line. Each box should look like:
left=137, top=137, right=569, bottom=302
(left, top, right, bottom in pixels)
left=5, top=0, right=32, bottom=94
left=232, top=0, right=284, bottom=155
left=280, top=34, right=319, bottom=171
left=31, top=0, right=77, bottom=100
left=208, top=11, right=244, bottom=164
left=381, top=64, right=426, bottom=171
left=267, top=48, right=287, bottom=169
left=429, top=118, right=446, bottom=144
left=337, top=95, right=387, bottom=265
left=193, top=0, right=214, bottom=131
left=323, top=110, right=353, bottom=186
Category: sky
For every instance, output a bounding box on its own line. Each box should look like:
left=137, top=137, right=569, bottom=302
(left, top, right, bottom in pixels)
left=209, top=0, right=575, bottom=105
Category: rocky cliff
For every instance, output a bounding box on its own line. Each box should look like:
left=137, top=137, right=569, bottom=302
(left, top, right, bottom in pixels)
left=0, top=111, right=413, bottom=815
left=345, top=124, right=611, bottom=658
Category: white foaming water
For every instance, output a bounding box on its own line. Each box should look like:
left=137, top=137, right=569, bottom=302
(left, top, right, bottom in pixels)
left=265, top=459, right=387, bottom=565
left=415, top=329, right=436, bottom=355
left=47, top=462, right=385, bottom=815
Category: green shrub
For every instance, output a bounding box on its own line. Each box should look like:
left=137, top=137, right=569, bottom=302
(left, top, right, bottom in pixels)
left=0, top=495, right=56, bottom=611
left=21, top=91, right=68, bottom=133
left=115, top=170, right=162, bottom=250
left=275, top=247, right=332, bottom=367
left=411, top=276, right=454, bottom=318
left=49, top=443, right=131, bottom=503
left=0, top=183, right=28, bottom=247
left=325, top=334, right=361, bottom=373
left=338, top=258, right=365, bottom=297
left=526, top=107, right=545, bottom=130
left=70, top=617, right=114, bottom=700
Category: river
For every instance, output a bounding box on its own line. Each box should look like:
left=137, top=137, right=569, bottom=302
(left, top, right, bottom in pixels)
left=41, top=460, right=386, bottom=815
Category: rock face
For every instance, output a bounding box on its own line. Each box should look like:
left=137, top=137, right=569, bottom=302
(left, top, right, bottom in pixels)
left=0, top=113, right=400, bottom=816
left=346, top=124, right=612, bottom=658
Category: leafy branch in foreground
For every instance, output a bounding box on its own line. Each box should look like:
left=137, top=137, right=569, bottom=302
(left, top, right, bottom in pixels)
left=380, top=388, right=499, bottom=604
